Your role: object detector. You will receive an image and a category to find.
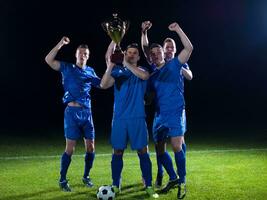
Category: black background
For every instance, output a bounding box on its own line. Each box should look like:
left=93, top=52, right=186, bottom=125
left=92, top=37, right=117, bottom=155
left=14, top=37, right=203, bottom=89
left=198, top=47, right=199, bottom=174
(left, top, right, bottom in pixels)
left=1, top=0, right=267, bottom=137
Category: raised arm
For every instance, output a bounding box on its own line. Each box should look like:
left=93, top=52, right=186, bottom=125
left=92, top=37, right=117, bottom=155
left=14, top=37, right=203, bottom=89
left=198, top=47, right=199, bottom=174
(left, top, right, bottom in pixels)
left=45, top=36, right=70, bottom=71
left=100, top=41, right=116, bottom=89
left=141, top=21, right=152, bottom=62
left=168, top=22, right=193, bottom=64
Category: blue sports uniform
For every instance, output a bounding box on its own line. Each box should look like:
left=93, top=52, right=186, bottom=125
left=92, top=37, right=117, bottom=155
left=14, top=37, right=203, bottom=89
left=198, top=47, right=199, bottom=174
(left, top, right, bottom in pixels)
left=110, top=65, right=153, bottom=188
left=110, top=65, right=148, bottom=150
left=149, top=59, right=189, bottom=186
left=60, top=61, right=100, bottom=140
left=149, top=59, right=189, bottom=142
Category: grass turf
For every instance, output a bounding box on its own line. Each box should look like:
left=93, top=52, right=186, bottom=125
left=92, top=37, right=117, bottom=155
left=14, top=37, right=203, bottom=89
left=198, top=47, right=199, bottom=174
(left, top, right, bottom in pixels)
left=0, top=131, right=267, bottom=200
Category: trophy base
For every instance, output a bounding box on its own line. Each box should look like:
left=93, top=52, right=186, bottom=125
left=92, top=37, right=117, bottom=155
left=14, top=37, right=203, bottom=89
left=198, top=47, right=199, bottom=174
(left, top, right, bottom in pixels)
left=111, top=52, right=124, bottom=65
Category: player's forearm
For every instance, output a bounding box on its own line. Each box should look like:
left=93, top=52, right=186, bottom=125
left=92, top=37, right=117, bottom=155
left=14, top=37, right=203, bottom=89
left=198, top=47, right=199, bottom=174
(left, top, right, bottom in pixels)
left=45, top=43, right=63, bottom=71
left=102, top=42, right=116, bottom=88
left=176, top=28, right=193, bottom=64
left=127, top=65, right=149, bottom=80
left=175, top=27, right=193, bottom=53
left=45, top=47, right=59, bottom=63
left=141, top=31, right=150, bottom=59
left=105, top=41, right=116, bottom=62
left=182, top=67, right=193, bottom=80
left=100, top=67, right=115, bottom=89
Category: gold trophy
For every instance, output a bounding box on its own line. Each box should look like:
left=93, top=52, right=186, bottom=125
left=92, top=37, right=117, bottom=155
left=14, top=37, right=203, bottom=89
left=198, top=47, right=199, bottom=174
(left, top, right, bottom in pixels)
left=102, top=13, right=129, bottom=64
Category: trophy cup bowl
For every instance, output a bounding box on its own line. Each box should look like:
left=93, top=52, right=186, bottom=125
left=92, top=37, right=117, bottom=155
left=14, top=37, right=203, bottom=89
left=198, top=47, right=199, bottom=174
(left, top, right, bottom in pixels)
left=102, top=13, right=129, bottom=64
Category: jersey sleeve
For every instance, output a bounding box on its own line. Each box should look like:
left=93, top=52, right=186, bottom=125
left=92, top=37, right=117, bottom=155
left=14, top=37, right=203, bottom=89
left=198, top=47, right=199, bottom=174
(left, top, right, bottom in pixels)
left=111, top=66, right=119, bottom=78
left=173, top=58, right=183, bottom=71
left=59, top=61, right=69, bottom=73
left=182, top=63, right=190, bottom=69
left=90, top=69, right=101, bottom=87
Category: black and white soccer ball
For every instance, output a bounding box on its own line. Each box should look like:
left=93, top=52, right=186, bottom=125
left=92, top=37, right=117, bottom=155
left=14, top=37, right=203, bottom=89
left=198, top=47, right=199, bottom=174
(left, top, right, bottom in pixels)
left=96, top=185, right=115, bottom=200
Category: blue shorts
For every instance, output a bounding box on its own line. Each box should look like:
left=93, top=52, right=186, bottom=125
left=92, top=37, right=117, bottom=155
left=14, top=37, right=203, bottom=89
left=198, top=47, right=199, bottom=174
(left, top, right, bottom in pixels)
left=111, top=118, right=148, bottom=150
left=153, top=109, right=186, bottom=142
left=64, top=106, right=95, bottom=140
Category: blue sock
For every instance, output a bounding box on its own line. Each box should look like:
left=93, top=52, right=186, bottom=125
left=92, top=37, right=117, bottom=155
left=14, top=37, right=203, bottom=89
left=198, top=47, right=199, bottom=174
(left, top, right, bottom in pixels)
left=174, top=150, right=186, bottom=184
left=156, top=154, right=164, bottom=177
left=111, top=154, right=123, bottom=187
left=138, top=153, right=152, bottom=187
left=83, top=152, right=95, bottom=178
left=159, top=152, right=177, bottom=181
left=60, top=152, right=71, bottom=182
left=182, top=143, right=186, bottom=154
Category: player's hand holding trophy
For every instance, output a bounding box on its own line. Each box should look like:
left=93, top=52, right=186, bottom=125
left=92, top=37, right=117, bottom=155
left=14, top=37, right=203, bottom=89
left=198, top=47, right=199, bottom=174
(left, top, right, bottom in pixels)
left=102, top=14, right=129, bottom=64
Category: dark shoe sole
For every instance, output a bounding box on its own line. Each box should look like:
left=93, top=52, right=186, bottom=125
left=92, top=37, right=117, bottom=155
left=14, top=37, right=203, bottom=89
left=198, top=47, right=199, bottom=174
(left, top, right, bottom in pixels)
left=160, top=178, right=179, bottom=193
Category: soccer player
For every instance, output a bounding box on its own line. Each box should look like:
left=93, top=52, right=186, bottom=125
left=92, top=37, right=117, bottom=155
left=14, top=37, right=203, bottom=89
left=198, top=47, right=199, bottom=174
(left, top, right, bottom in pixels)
left=141, top=21, right=193, bottom=199
left=100, top=41, right=159, bottom=199
left=141, top=21, right=193, bottom=190
left=45, top=36, right=100, bottom=192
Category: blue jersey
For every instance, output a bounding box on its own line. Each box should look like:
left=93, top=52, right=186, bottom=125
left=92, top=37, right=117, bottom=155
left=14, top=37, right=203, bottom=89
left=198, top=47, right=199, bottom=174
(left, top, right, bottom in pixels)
left=149, top=59, right=188, bottom=113
left=111, top=65, right=147, bottom=119
left=59, top=61, right=100, bottom=108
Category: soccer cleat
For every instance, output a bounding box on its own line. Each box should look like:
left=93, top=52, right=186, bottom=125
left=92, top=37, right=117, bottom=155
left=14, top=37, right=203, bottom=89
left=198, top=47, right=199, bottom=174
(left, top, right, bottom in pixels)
left=59, top=180, right=71, bottom=192
left=146, top=186, right=159, bottom=199
left=154, top=174, right=163, bottom=188
left=82, top=176, right=94, bottom=187
left=160, top=178, right=179, bottom=193
left=177, top=183, right=186, bottom=199
left=112, top=185, right=121, bottom=194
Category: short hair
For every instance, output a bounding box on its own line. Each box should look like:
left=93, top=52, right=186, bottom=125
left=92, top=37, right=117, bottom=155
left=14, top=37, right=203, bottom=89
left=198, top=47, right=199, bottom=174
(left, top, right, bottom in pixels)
left=76, top=44, right=90, bottom=54
left=126, top=43, right=139, bottom=52
left=163, top=37, right=175, bottom=44
left=77, top=44, right=89, bottom=49
left=149, top=43, right=163, bottom=50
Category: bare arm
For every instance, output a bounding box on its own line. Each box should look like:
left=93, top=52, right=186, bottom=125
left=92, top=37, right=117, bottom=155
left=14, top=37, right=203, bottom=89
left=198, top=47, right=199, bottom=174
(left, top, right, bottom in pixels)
left=124, top=62, right=150, bottom=80
left=182, top=67, right=193, bottom=80
left=168, top=22, right=193, bottom=64
left=105, top=41, right=116, bottom=63
left=141, top=21, right=152, bottom=63
left=100, top=66, right=115, bottom=89
left=100, top=41, right=116, bottom=89
left=45, top=36, right=70, bottom=71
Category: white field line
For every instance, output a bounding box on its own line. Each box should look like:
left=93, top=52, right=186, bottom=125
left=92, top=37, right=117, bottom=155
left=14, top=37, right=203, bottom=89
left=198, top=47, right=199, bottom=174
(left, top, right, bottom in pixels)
left=0, top=148, right=267, bottom=160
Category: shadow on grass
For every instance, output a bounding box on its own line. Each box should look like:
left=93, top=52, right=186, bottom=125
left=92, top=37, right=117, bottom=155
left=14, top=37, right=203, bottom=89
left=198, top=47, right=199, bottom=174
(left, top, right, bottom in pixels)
left=0, top=183, right=154, bottom=200
left=0, top=183, right=97, bottom=200
left=0, top=187, right=59, bottom=200
left=116, top=183, right=159, bottom=200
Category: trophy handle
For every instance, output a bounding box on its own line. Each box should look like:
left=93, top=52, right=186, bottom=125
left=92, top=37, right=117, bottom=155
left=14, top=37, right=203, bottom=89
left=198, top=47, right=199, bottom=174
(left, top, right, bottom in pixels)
left=114, top=44, right=123, bottom=53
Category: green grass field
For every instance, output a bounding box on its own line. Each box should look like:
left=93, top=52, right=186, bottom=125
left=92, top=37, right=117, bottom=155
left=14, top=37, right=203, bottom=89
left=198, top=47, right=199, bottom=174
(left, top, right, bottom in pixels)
left=0, top=131, right=267, bottom=200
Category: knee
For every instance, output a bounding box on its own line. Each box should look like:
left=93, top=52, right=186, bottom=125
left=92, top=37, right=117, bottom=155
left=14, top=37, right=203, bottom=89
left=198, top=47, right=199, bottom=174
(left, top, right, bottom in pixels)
left=65, top=139, right=76, bottom=155
left=172, top=144, right=182, bottom=152
left=86, top=143, right=95, bottom=153
left=65, top=148, right=74, bottom=156
left=170, top=137, right=183, bottom=152
left=85, top=140, right=95, bottom=153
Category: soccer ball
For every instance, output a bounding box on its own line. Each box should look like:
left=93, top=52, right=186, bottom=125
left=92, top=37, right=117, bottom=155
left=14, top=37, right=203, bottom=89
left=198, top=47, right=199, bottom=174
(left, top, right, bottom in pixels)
left=96, top=185, right=115, bottom=200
